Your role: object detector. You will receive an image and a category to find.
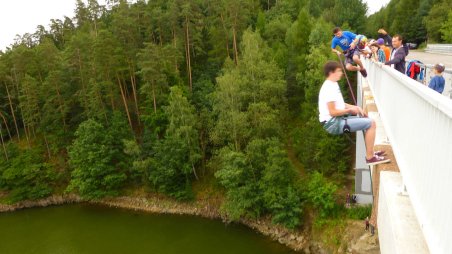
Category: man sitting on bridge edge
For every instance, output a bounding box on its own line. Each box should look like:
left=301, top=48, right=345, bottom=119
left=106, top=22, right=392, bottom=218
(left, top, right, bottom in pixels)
left=319, top=61, right=391, bottom=166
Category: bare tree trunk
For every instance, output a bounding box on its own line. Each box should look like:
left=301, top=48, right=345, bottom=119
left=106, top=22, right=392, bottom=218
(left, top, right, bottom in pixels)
left=185, top=15, right=193, bottom=91
left=53, top=80, right=67, bottom=129
left=31, top=125, right=37, bottom=138
left=220, top=13, right=230, bottom=58
left=0, top=112, right=12, bottom=140
left=117, top=74, right=134, bottom=132
left=129, top=64, right=141, bottom=125
left=159, top=23, right=163, bottom=46
left=192, top=162, right=199, bottom=181
left=77, top=48, right=87, bottom=108
left=11, top=69, right=31, bottom=147
left=152, top=81, right=157, bottom=114
left=106, top=72, right=116, bottom=111
left=0, top=124, right=8, bottom=161
left=232, top=26, right=239, bottom=66
left=23, top=121, right=30, bottom=147
left=172, top=28, right=179, bottom=72
left=43, top=134, right=51, bottom=159
left=5, top=80, right=20, bottom=141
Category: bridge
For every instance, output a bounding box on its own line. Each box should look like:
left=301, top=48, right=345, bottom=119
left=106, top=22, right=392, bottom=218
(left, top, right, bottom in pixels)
left=353, top=57, right=452, bottom=253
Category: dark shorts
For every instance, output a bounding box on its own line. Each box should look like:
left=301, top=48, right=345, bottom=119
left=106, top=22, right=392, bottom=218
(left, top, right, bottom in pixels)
left=344, top=48, right=360, bottom=65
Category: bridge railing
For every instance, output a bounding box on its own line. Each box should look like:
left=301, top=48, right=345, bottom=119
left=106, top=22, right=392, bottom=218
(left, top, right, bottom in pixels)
left=425, top=44, right=452, bottom=54
left=362, top=59, right=452, bottom=254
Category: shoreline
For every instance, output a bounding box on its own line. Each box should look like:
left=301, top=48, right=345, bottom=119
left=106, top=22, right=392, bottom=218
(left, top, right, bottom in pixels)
left=0, top=195, right=311, bottom=252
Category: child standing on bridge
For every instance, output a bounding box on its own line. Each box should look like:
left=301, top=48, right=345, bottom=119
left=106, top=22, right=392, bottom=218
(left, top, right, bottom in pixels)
left=428, top=64, right=446, bottom=94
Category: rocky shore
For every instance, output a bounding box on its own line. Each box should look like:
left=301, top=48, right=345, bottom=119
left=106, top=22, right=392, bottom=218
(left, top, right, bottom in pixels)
left=0, top=194, right=82, bottom=212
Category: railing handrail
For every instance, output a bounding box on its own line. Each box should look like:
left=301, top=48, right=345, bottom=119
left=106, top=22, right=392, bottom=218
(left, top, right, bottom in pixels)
left=362, top=59, right=452, bottom=254
left=425, top=44, right=452, bottom=53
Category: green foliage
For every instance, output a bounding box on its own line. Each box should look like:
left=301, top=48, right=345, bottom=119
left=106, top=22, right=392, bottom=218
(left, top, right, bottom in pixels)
left=258, top=143, right=302, bottom=228
left=0, top=145, right=57, bottom=203
left=146, top=86, right=200, bottom=200
left=346, top=205, right=372, bottom=220
left=305, top=171, right=338, bottom=218
left=323, top=0, right=367, bottom=33
left=441, top=11, right=452, bottom=42
left=293, top=116, right=349, bottom=176
left=212, top=30, right=286, bottom=150
left=285, top=9, right=313, bottom=111
left=148, top=136, right=194, bottom=200
left=215, top=139, right=302, bottom=228
left=67, top=115, right=131, bottom=199
left=215, top=147, right=261, bottom=219
left=165, top=86, right=201, bottom=174
left=366, top=0, right=443, bottom=44
left=424, top=1, right=452, bottom=42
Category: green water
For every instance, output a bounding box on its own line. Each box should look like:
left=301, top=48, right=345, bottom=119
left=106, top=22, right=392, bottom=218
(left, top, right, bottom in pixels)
left=0, top=204, right=297, bottom=254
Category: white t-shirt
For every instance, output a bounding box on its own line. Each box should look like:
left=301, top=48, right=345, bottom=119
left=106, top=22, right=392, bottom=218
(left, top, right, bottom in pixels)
left=318, top=79, right=345, bottom=122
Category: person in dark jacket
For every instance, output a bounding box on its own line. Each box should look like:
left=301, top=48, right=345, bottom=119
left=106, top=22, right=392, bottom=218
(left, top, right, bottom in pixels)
left=378, top=28, right=392, bottom=47
left=385, top=34, right=406, bottom=74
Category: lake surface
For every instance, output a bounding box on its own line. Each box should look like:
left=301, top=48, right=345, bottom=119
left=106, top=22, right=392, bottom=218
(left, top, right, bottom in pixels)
left=0, top=204, right=296, bottom=254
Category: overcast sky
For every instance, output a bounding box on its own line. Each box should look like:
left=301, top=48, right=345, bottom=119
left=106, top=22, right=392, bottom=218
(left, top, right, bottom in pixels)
left=365, top=0, right=391, bottom=16
left=0, top=0, right=390, bottom=51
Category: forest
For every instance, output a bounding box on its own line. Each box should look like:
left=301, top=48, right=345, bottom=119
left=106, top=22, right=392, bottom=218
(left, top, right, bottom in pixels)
left=0, top=0, right=451, bottom=231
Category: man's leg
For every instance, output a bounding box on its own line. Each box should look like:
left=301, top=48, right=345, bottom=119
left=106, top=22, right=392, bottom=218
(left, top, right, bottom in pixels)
left=353, top=51, right=368, bottom=77
left=364, top=119, right=376, bottom=160
left=353, top=54, right=364, bottom=70
left=345, top=52, right=361, bottom=72
left=343, top=116, right=375, bottom=159
left=343, top=116, right=389, bottom=164
left=346, top=63, right=360, bottom=72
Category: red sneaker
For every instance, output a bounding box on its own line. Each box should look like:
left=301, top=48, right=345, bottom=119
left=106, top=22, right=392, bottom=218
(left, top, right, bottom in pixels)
left=366, top=155, right=390, bottom=166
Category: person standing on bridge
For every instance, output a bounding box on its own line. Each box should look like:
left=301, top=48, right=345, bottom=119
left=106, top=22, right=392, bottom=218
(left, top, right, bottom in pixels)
left=331, top=27, right=368, bottom=78
left=377, top=38, right=390, bottom=62
left=370, top=43, right=386, bottom=63
left=428, top=64, right=446, bottom=94
left=385, top=35, right=406, bottom=74
left=319, top=61, right=390, bottom=166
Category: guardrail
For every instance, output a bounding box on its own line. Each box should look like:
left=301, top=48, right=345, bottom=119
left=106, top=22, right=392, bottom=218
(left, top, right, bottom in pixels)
left=425, top=44, right=452, bottom=54
left=362, top=59, right=452, bottom=254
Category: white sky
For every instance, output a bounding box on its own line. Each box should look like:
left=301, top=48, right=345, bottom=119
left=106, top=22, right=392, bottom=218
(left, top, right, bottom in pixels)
left=0, top=0, right=390, bottom=51
left=0, top=0, right=107, bottom=51
left=365, top=0, right=391, bottom=16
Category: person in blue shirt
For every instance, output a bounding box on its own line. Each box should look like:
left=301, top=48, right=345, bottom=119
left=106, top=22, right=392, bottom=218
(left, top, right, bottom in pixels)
left=428, top=64, right=446, bottom=94
left=331, top=27, right=368, bottom=77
